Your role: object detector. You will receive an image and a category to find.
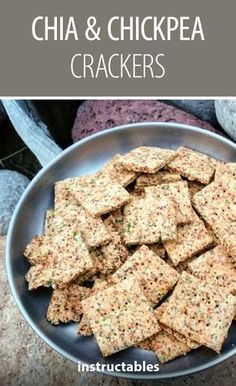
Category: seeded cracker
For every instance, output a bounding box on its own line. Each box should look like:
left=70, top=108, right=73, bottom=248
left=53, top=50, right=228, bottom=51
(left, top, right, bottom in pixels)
left=54, top=178, right=76, bottom=210
left=163, top=211, right=213, bottom=266
left=75, top=249, right=104, bottom=283
left=193, top=181, right=236, bottom=226
left=128, top=243, right=166, bottom=259
left=110, top=208, right=124, bottom=240
left=160, top=272, right=236, bottom=353
left=78, top=279, right=111, bottom=336
left=135, top=171, right=182, bottom=189
left=145, top=181, right=193, bottom=224
left=214, top=162, right=236, bottom=184
left=99, top=154, right=137, bottom=186
left=67, top=174, right=131, bottom=216
left=188, top=246, right=230, bottom=279
left=52, top=180, right=111, bottom=247
left=44, top=209, right=55, bottom=235
left=206, top=263, right=236, bottom=295
left=47, top=284, right=91, bottom=325
left=137, top=303, right=198, bottom=362
left=25, top=229, right=93, bottom=289
left=81, top=277, right=161, bottom=356
left=24, top=235, right=51, bottom=265
left=150, top=330, right=193, bottom=364
left=192, top=181, right=236, bottom=257
left=154, top=302, right=200, bottom=350
left=213, top=221, right=236, bottom=260
left=135, top=338, right=153, bottom=351
left=123, top=195, right=177, bottom=245
left=100, top=216, right=129, bottom=275
left=167, top=147, right=216, bottom=184
left=111, top=245, right=179, bottom=306
left=117, top=147, right=176, bottom=173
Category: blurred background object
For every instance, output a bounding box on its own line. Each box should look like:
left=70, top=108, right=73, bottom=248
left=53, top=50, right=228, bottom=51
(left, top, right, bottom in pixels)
left=215, top=100, right=236, bottom=141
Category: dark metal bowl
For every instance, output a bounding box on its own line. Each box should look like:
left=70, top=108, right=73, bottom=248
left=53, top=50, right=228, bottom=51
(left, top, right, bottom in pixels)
left=6, top=122, right=236, bottom=380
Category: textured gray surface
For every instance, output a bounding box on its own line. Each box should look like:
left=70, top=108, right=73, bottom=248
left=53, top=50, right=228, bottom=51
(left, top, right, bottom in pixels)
left=2, top=100, right=62, bottom=167
left=0, top=170, right=29, bottom=235
left=215, top=100, right=236, bottom=142
left=0, top=235, right=235, bottom=386
left=165, top=100, right=217, bottom=126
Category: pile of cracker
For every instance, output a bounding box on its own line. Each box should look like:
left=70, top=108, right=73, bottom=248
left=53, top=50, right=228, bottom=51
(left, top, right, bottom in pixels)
left=24, top=146, right=236, bottom=364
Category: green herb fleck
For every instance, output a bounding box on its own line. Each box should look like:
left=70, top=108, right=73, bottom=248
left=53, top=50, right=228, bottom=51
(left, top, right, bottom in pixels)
left=73, top=232, right=81, bottom=242
left=126, top=222, right=132, bottom=233
left=101, top=316, right=110, bottom=323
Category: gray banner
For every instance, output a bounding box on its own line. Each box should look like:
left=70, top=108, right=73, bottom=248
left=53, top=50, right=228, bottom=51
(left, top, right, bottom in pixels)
left=0, top=0, right=236, bottom=97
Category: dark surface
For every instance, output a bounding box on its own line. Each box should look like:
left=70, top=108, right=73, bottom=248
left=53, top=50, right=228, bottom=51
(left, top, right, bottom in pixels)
left=0, top=101, right=7, bottom=123
left=34, top=100, right=82, bottom=148
left=6, top=123, right=236, bottom=380
left=0, top=121, right=41, bottom=179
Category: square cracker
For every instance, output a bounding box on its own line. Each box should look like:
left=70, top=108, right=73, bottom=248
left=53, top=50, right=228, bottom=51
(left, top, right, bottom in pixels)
left=66, top=174, right=131, bottom=216
left=154, top=302, right=200, bottom=350
left=75, top=249, right=104, bottom=283
left=145, top=181, right=193, bottom=224
left=99, top=154, right=137, bottom=187
left=135, top=338, right=153, bottom=351
left=215, top=162, right=236, bottom=184
left=135, top=171, right=182, bottom=189
left=188, top=246, right=230, bottom=279
left=193, top=181, right=236, bottom=257
left=111, top=245, right=179, bottom=306
left=117, top=146, right=176, bottom=173
left=110, top=208, right=124, bottom=240
left=24, top=235, right=50, bottom=265
left=128, top=244, right=166, bottom=260
left=137, top=303, right=198, bottom=361
left=163, top=211, right=213, bottom=266
left=160, top=271, right=236, bottom=353
left=25, top=264, right=80, bottom=291
left=100, top=216, right=129, bottom=275
left=167, top=147, right=216, bottom=184
left=78, top=279, right=111, bottom=336
left=81, top=277, right=161, bottom=357
left=149, top=330, right=192, bottom=364
left=123, top=194, right=177, bottom=245
left=212, top=221, right=236, bottom=260
left=25, top=229, right=93, bottom=289
left=47, top=203, right=110, bottom=249
left=47, top=284, right=91, bottom=325
left=193, top=181, right=236, bottom=226
left=206, top=263, right=236, bottom=295
left=54, top=178, right=76, bottom=210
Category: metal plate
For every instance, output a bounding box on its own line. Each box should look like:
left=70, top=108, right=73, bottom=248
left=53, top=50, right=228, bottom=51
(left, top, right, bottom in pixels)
left=6, top=122, right=236, bottom=380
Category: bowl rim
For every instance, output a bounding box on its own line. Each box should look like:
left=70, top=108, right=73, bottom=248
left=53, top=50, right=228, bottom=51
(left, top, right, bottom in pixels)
left=6, top=121, right=236, bottom=380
